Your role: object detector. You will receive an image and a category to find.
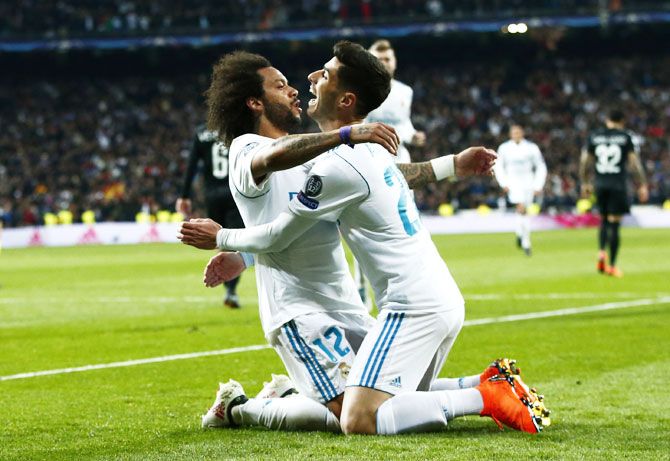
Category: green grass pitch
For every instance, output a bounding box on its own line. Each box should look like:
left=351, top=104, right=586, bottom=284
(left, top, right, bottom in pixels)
left=1, top=228, right=669, bottom=460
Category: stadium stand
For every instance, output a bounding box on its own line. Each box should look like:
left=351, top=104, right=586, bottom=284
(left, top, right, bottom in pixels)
left=1, top=6, right=669, bottom=228
left=1, top=1, right=667, bottom=37
left=2, top=51, right=668, bottom=227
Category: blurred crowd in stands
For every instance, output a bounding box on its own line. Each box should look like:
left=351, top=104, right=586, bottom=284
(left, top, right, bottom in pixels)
left=1, top=53, right=669, bottom=227
left=1, top=0, right=660, bottom=38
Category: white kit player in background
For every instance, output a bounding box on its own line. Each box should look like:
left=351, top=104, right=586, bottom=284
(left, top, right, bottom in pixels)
left=366, top=39, right=425, bottom=164
left=182, top=41, right=550, bottom=436
left=353, top=39, right=427, bottom=307
left=494, top=124, right=547, bottom=256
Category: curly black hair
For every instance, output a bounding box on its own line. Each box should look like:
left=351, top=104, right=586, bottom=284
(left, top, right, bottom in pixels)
left=333, top=40, right=391, bottom=117
left=205, top=51, right=271, bottom=146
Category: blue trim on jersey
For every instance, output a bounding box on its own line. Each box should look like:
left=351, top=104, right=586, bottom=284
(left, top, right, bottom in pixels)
left=283, top=323, right=329, bottom=402
left=360, top=313, right=399, bottom=387
left=287, top=321, right=337, bottom=401
left=369, top=312, right=404, bottom=387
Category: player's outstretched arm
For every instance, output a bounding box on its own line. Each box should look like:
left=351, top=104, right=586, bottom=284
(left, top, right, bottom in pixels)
left=396, top=146, right=496, bottom=189
left=250, top=122, right=399, bottom=179
left=216, top=212, right=316, bottom=254
left=177, top=213, right=316, bottom=253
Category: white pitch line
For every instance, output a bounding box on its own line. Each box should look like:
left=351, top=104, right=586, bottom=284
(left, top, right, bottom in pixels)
left=2, top=297, right=669, bottom=382
left=463, top=297, right=670, bottom=326
left=0, top=345, right=271, bottom=382
left=466, top=292, right=669, bottom=301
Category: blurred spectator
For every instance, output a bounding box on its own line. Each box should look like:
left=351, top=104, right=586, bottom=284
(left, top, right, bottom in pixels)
left=1, top=54, right=669, bottom=227
left=3, top=0, right=666, bottom=38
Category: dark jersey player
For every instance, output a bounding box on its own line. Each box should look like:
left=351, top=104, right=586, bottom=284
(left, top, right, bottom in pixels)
left=176, top=125, right=244, bottom=307
left=579, top=110, right=648, bottom=278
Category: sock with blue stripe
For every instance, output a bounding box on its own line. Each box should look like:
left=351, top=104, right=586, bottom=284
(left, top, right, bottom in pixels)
left=376, top=389, right=483, bottom=434
left=232, top=395, right=341, bottom=432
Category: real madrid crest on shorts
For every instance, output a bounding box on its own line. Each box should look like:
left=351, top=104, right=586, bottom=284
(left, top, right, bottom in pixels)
left=305, top=175, right=322, bottom=197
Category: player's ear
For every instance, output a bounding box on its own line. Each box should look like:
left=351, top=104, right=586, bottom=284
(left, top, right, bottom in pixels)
left=338, top=91, right=356, bottom=112
left=246, top=97, right=263, bottom=116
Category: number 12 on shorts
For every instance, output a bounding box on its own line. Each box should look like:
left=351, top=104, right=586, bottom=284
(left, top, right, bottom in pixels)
left=312, top=326, right=351, bottom=362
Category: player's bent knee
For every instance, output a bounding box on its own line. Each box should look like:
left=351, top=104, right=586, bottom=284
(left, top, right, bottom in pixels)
left=340, top=407, right=377, bottom=435
left=340, top=386, right=391, bottom=435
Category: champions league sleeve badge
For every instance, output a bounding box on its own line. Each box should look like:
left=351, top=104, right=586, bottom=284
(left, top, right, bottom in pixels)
left=296, top=175, right=322, bottom=210
left=304, top=175, right=323, bottom=197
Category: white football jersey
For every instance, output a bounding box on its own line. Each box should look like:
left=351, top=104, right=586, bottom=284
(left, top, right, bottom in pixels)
left=228, top=134, right=367, bottom=335
left=365, top=79, right=416, bottom=164
left=494, top=139, right=547, bottom=192
left=289, top=143, right=463, bottom=313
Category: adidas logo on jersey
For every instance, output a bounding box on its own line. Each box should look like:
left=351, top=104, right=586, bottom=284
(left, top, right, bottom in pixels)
left=389, top=376, right=402, bottom=388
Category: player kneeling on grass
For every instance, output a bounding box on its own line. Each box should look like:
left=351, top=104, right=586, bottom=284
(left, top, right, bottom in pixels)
left=180, top=41, right=551, bottom=435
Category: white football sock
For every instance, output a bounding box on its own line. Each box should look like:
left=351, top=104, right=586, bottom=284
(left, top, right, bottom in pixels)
left=515, top=213, right=524, bottom=239
left=231, top=395, right=340, bottom=432
left=430, top=374, right=481, bottom=391
left=521, top=214, right=531, bottom=249
left=376, top=389, right=483, bottom=434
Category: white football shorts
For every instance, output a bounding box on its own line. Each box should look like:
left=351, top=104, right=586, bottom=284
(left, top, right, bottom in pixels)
left=346, top=308, right=464, bottom=395
left=507, top=187, right=534, bottom=206
left=269, top=311, right=374, bottom=404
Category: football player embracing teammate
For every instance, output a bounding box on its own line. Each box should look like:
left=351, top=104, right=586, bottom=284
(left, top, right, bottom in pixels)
left=179, top=42, right=550, bottom=435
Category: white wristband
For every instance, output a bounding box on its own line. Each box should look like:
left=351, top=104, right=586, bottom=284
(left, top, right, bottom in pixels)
left=216, top=228, right=228, bottom=250
left=430, top=155, right=456, bottom=181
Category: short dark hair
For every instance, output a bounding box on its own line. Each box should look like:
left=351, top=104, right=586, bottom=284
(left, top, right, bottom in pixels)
left=333, top=40, right=391, bottom=117
left=205, top=51, right=272, bottom=146
left=608, top=109, right=625, bottom=123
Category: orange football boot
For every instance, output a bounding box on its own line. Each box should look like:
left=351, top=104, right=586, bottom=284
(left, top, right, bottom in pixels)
left=597, top=251, right=608, bottom=274
left=478, top=375, right=551, bottom=433
left=606, top=266, right=623, bottom=278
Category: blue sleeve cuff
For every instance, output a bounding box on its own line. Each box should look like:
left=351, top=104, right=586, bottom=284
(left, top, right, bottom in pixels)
left=240, top=252, right=255, bottom=268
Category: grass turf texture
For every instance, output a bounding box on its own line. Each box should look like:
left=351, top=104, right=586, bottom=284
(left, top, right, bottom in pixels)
left=1, top=227, right=669, bottom=460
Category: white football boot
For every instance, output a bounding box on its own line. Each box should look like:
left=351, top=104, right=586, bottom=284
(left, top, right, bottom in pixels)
left=201, top=379, right=248, bottom=428
left=256, top=374, right=298, bottom=399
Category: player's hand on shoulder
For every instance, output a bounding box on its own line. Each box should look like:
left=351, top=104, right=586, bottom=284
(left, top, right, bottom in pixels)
left=454, top=146, right=497, bottom=177
left=203, top=251, right=246, bottom=287
left=350, top=122, right=400, bottom=155
left=177, top=218, right=222, bottom=250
